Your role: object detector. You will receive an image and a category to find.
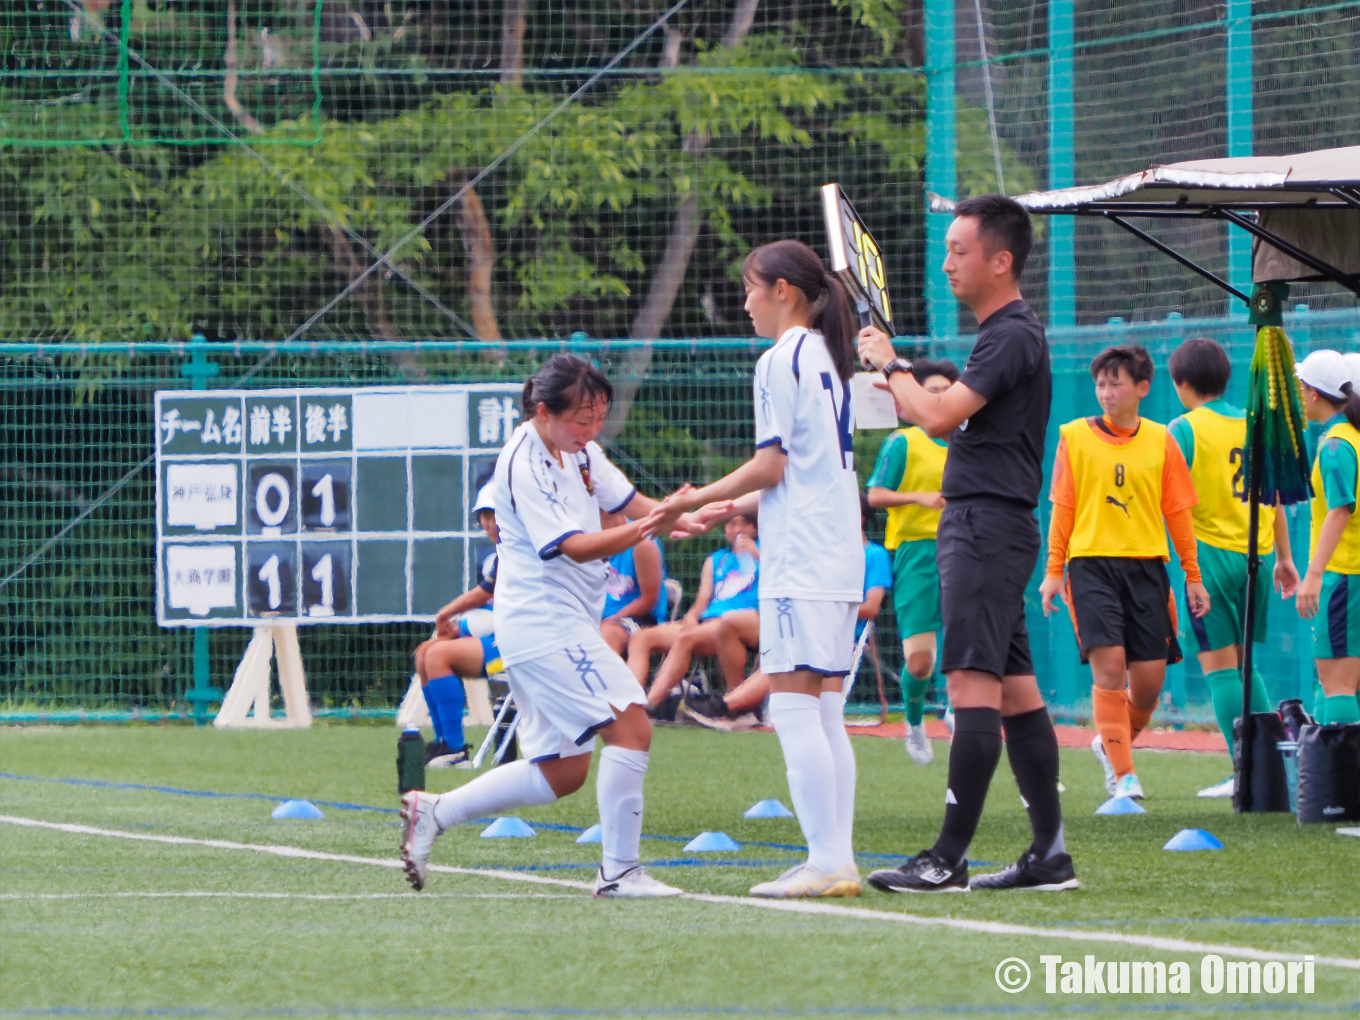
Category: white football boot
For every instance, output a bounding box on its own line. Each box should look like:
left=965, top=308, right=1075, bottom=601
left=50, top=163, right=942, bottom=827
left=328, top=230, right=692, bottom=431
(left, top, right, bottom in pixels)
left=904, top=722, right=934, bottom=765
left=1092, top=735, right=1117, bottom=796
left=1114, top=772, right=1145, bottom=801
left=1197, top=776, right=1234, bottom=798
left=593, top=866, right=684, bottom=898
left=399, top=790, right=442, bottom=891
left=749, top=862, right=861, bottom=899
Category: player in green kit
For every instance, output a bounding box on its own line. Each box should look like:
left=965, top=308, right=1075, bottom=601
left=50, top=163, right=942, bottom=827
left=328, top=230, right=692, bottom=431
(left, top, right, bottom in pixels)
left=867, top=359, right=958, bottom=765
left=1167, top=339, right=1299, bottom=798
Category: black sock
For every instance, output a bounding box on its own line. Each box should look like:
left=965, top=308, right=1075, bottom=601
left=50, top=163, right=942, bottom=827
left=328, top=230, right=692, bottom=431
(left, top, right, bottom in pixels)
left=931, top=707, right=1003, bottom=868
left=1002, top=706, right=1065, bottom=860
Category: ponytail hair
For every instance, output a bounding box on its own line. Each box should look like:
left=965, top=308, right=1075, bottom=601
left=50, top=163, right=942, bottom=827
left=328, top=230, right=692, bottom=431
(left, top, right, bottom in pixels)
left=522, top=352, right=613, bottom=419
left=743, top=239, right=856, bottom=382
left=1340, top=381, right=1360, bottom=432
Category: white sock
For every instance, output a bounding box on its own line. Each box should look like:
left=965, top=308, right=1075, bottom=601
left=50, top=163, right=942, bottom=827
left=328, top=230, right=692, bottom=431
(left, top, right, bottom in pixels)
left=819, top=690, right=857, bottom=869
left=432, top=759, right=557, bottom=831
left=768, top=692, right=840, bottom=874
left=596, top=745, right=649, bottom=880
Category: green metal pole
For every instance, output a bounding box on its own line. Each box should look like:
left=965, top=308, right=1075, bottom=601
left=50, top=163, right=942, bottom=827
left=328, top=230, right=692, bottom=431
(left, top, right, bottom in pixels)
left=1047, top=0, right=1075, bottom=328
left=924, top=0, right=958, bottom=340
left=1226, top=0, right=1254, bottom=312
left=180, top=335, right=222, bottom=725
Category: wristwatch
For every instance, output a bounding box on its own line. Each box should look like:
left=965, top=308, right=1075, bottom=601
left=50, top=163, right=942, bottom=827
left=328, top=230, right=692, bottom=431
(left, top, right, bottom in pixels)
left=882, top=357, right=913, bottom=380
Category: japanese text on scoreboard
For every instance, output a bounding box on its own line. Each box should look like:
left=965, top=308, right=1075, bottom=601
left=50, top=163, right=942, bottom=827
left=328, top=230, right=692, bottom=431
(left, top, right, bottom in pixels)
left=153, top=385, right=521, bottom=627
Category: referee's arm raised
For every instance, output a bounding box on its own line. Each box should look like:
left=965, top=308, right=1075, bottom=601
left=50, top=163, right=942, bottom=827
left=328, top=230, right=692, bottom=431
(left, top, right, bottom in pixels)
left=857, top=326, right=986, bottom=438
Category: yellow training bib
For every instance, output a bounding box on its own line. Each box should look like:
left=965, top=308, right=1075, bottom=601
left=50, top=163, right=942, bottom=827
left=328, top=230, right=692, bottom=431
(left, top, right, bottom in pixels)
left=884, top=426, right=948, bottom=548
left=1062, top=417, right=1170, bottom=560
left=1310, top=421, right=1360, bottom=574
left=1182, top=405, right=1274, bottom=555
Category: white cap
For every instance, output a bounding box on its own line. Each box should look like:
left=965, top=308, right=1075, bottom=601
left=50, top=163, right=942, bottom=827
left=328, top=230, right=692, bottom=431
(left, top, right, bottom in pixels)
left=1295, top=349, right=1353, bottom=399
left=1343, top=351, right=1360, bottom=389
left=472, top=483, right=496, bottom=514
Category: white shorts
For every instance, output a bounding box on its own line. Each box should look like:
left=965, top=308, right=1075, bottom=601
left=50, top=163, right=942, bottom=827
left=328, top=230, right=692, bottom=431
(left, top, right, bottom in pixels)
left=759, top=598, right=858, bottom=677
left=503, top=629, right=647, bottom=763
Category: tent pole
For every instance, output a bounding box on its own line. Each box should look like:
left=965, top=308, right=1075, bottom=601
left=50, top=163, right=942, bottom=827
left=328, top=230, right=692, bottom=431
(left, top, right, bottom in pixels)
left=1236, top=410, right=1265, bottom=813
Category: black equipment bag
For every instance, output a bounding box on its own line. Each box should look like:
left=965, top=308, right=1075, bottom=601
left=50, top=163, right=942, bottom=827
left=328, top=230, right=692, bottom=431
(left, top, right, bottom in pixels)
left=1295, top=722, right=1360, bottom=824
left=1232, top=711, right=1291, bottom=813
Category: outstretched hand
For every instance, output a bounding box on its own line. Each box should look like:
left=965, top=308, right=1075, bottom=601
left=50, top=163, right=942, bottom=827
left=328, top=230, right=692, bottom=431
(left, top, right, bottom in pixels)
left=639, top=484, right=696, bottom=539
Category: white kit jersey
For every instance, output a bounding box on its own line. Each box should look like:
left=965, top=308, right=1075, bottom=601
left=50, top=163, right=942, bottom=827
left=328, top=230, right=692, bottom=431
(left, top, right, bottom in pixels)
left=489, top=422, right=637, bottom=666
left=752, top=327, right=865, bottom=602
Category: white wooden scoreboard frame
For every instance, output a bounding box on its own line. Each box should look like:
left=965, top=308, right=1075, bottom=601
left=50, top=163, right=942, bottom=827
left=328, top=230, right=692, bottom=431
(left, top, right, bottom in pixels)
left=153, top=384, right=521, bottom=627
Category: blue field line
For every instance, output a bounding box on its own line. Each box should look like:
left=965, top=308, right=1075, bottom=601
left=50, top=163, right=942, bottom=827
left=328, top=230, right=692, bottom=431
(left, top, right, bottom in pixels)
left=0, top=772, right=923, bottom=862
left=3, top=1003, right=1356, bottom=1017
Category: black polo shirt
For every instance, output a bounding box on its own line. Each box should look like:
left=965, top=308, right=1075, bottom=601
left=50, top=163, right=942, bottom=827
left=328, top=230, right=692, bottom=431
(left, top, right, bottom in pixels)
left=940, top=299, right=1051, bottom=509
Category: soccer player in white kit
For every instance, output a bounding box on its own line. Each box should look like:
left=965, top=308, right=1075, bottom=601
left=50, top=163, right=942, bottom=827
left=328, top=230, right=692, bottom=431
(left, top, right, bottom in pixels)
left=651, top=239, right=866, bottom=898
left=399, top=354, right=685, bottom=898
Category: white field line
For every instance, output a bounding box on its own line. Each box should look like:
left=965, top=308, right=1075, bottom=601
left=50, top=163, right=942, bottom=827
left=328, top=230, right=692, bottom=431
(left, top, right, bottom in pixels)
left=0, top=892, right=575, bottom=900
left=4, top=814, right=1357, bottom=972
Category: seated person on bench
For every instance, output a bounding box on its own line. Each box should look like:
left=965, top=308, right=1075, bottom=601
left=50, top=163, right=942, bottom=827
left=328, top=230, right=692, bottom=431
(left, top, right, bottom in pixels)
left=682, top=494, right=891, bottom=727
left=627, top=512, right=760, bottom=711
left=599, top=507, right=669, bottom=656
left=413, top=485, right=504, bottom=768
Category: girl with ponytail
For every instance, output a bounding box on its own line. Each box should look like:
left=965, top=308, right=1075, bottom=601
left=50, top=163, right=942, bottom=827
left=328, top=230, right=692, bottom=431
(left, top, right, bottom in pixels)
left=1294, top=349, right=1360, bottom=725
left=648, top=238, right=866, bottom=899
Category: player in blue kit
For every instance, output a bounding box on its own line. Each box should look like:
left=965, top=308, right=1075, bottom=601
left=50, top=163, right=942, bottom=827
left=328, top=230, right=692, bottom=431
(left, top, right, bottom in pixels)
left=599, top=508, right=668, bottom=656
left=412, top=484, right=503, bottom=768
left=400, top=354, right=691, bottom=898
left=650, top=239, right=866, bottom=898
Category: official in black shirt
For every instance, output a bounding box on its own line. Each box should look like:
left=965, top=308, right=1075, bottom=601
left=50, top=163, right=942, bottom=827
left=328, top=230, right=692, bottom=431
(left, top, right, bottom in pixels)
left=857, top=195, right=1075, bottom=895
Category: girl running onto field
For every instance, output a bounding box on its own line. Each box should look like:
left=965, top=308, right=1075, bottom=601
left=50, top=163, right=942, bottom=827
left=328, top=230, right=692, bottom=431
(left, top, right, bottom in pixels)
left=1295, top=350, right=1360, bottom=726
left=649, top=239, right=866, bottom=899
left=399, top=353, right=686, bottom=898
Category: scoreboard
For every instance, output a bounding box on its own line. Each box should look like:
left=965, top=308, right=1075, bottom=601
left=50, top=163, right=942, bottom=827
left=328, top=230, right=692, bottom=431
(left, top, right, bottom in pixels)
left=154, top=384, right=521, bottom=627
left=820, top=182, right=893, bottom=335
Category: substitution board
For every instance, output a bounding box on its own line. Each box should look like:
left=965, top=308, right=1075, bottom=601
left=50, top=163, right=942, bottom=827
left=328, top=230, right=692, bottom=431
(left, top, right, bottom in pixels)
left=821, top=182, right=893, bottom=334
left=153, top=384, right=520, bottom=627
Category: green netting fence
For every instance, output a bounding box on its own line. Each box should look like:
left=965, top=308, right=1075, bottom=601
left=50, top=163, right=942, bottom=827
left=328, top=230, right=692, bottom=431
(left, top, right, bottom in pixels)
left=4, top=307, right=1357, bottom=722
left=3, top=2, right=1358, bottom=349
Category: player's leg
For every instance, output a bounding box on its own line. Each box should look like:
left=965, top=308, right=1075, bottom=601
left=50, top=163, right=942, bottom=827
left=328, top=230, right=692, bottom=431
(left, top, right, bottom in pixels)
left=751, top=599, right=860, bottom=899
left=421, top=637, right=485, bottom=762
left=1089, top=644, right=1134, bottom=786
left=870, top=505, right=1041, bottom=893
left=399, top=676, right=579, bottom=891
left=1314, top=573, right=1360, bottom=724
left=646, top=620, right=720, bottom=708
left=600, top=619, right=630, bottom=657
left=902, top=632, right=937, bottom=765
left=626, top=621, right=680, bottom=687
left=712, top=610, right=759, bottom=691
left=681, top=669, right=768, bottom=727
left=1112, top=559, right=1178, bottom=798
left=894, top=539, right=941, bottom=762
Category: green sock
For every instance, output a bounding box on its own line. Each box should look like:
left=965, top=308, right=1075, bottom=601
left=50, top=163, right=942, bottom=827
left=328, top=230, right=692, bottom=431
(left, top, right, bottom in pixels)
left=1205, top=668, right=1254, bottom=757
left=1248, top=666, right=1271, bottom=714
left=1312, top=680, right=1326, bottom=719
left=904, top=675, right=929, bottom=727
left=1321, top=695, right=1360, bottom=725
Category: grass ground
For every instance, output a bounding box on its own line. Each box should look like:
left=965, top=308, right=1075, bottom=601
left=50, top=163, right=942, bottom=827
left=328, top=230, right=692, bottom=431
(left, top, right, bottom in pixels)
left=1, top=723, right=1356, bottom=1019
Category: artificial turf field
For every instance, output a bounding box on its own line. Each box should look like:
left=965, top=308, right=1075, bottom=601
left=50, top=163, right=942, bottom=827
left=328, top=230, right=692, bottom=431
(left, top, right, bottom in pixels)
left=1, top=724, right=1356, bottom=1020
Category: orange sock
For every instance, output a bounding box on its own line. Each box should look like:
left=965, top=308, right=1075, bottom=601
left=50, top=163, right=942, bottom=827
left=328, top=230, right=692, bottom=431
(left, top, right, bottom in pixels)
left=1128, top=702, right=1154, bottom=744
left=1092, top=686, right=1134, bottom=778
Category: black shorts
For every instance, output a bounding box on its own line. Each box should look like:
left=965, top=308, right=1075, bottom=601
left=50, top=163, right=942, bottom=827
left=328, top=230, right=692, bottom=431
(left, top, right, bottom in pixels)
left=1066, top=556, right=1182, bottom=665
left=938, top=503, right=1039, bottom=679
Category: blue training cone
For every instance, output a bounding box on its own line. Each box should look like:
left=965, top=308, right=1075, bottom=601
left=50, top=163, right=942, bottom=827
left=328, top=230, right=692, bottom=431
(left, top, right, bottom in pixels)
left=1095, top=795, right=1146, bottom=815
left=575, top=823, right=602, bottom=844
left=744, top=798, right=795, bottom=819
left=480, top=816, right=536, bottom=838
left=684, top=831, right=741, bottom=853
left=1164, top=828, right=1223, bottom=851
left=271, top=799, right=324, bottom=820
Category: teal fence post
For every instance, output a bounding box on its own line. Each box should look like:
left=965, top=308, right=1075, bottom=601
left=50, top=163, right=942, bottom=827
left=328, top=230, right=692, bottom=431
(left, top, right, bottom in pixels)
left=180, top=334, right=224, bottom=725
left=1047, top=0, right=1075, bottom=328
left=1226, top=0, right=1254, bottom=313
left=924, top=0, right=958, bottom=340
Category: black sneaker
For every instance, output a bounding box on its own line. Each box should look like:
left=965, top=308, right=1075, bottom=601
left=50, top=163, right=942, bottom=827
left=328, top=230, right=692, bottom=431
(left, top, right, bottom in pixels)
left=425, top=740, right=470, bottom=769
left=969, top=848, right=1079, bottom=891
left=649, top=688, right=683, bottom=722
left=866, top=849, right=968, bottom=893
left=682, top=692, right=729, bottom=719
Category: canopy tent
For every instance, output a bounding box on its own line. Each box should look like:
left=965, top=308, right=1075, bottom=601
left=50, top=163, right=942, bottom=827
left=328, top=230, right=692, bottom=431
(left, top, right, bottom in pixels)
left=932, top=146, right=1360, bottom=301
